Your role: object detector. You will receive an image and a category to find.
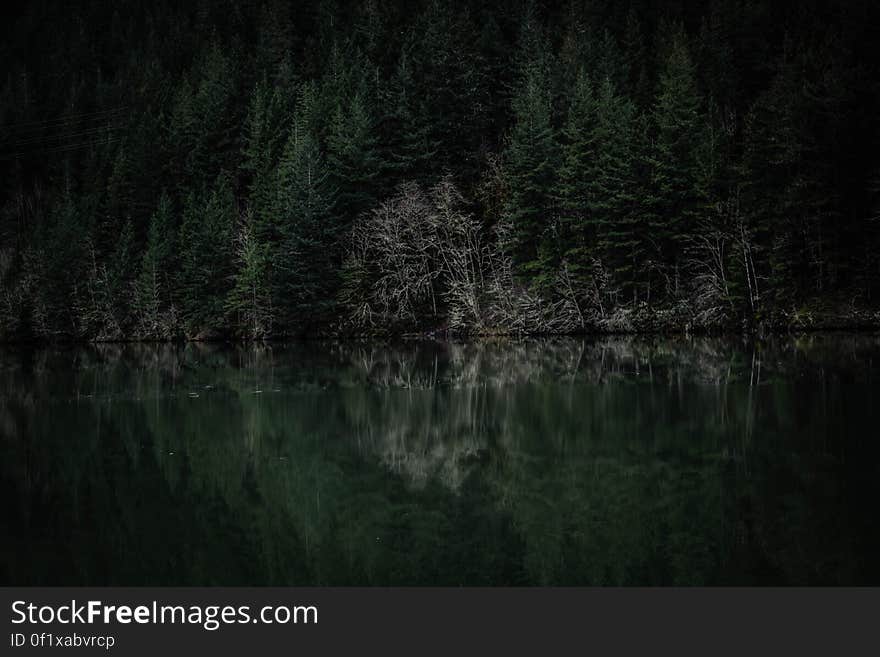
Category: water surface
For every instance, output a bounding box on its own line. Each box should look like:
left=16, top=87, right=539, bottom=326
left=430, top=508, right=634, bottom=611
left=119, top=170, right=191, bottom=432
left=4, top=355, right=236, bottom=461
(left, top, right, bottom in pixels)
left=2, top=335, right=879, bottom=585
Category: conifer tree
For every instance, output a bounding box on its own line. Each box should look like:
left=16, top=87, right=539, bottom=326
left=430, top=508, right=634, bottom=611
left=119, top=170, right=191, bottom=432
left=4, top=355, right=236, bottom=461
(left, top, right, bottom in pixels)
left=178, top=174, right=237, bottom=333
left=379, top=51, right=439, bottom=184
left=168, top=43, right=240, bottom=188
left=326, top=93, right=382, bottom=226
left=227, top=210, right=272, bottom=338
left=273, top=93, right=338, bottom=326
left=411, top=1, right=487, bottom=176
left=96, top=147, right=135, bottom=258
left=555, top=69, right=597, bottom=284
left=592, top=77, right=640, bottom=299
left=41, top=187, right=85, bottom=336
left=503, top=21, right=558, bottom=280
left=2, top=0, right=879, bottom=340
left=134, top=192, right=175, bottom=337
left=242, top=78, right=289, bottom=241
left=79, top=218, right=135, bottom=339
left=647, top=32, right=705, bottom=297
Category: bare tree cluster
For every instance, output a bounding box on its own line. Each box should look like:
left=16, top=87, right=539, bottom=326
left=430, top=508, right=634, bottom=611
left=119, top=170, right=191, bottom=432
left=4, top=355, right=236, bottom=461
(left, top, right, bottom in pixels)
left=343, top=182, right=439, bottom=327
left=683, top=190, right=764, bottom=328
left=342, top=180, right=614, bottom=334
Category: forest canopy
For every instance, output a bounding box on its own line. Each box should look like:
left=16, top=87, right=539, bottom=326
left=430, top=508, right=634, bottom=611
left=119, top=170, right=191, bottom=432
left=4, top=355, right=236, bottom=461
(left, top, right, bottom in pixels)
left=1, top=0, right=879, bottom=340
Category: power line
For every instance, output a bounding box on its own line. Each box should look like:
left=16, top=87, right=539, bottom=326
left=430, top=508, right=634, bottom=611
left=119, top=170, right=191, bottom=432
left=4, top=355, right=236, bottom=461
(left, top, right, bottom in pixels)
left=0, top=136, right=122, bottom=161
left=0, top=107, right=128, bottom=133
left=3, top=123, right=125, bottom=149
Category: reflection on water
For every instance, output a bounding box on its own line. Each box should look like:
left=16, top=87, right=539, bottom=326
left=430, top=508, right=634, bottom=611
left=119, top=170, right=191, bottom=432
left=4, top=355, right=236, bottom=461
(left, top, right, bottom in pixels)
left=2, top=335, right=879, bottom=585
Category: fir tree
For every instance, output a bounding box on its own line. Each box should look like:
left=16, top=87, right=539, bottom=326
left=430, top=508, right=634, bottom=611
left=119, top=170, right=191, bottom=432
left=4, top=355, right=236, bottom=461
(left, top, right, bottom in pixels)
left=379, top=51, right=439, bottom=184
left=133, top=192, right=175, bottom=337
left=178, top=174, right=237, bottom=333
left=647, top=31, right=705, bottom=297
left=503, top=23, right=558, bottom=281
left=227, top=210, right=272, bottom=338
left=242, top=78, right=289, bottom=241
left=555, top=69, right=598, bottom=285
left=592, top=77, right=640, bottom=300
left=273, top=96, right=338, bottom=327
left=168, top=43, right=240, bottom=188
left=326, top=93, right=382, bottom=226
left=40, top=186, right=86, bottom=337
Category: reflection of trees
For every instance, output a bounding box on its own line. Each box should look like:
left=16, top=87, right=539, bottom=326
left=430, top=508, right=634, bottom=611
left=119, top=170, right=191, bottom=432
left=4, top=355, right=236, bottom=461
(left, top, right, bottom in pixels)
left=1, top=334, right=878, bottom=584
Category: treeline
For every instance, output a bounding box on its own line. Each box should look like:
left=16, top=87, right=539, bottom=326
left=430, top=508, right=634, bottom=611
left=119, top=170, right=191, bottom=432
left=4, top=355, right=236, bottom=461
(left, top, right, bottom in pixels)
left=1, top=0, right=879, bottom=340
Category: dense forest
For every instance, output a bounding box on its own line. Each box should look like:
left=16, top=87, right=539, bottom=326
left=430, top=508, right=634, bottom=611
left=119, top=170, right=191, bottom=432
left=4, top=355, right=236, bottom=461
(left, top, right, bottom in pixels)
left=1, top=0, right=880, bottom=340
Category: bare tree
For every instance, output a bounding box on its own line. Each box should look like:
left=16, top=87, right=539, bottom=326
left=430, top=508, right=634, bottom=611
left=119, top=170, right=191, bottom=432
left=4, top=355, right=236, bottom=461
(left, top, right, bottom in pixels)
left=343, top=178, right=611, bottom=335
left=342, top=182, right=443, bottom=328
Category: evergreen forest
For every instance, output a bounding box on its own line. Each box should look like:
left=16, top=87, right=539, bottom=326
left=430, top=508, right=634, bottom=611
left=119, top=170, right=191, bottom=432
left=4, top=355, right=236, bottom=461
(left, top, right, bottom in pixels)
left=2, top=0, right=880, bottom=340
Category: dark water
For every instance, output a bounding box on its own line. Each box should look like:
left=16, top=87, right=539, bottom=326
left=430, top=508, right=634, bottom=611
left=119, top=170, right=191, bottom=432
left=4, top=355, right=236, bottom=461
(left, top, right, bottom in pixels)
left=2, top=335, right=879, bottom=586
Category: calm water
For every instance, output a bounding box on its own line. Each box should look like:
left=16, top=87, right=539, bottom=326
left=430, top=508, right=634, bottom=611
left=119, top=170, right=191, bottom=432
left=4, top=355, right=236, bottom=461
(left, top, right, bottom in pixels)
left=2, top=335, right=879, bottom=585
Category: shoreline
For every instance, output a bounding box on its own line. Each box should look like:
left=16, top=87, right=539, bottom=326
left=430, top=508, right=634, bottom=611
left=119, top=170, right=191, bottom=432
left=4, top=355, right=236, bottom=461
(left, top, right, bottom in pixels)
left=2, top=314, right=879, bottom=346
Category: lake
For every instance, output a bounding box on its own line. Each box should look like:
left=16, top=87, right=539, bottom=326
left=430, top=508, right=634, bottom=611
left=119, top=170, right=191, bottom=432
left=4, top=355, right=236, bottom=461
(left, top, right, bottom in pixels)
left=2, top=335, right=879, bottom=585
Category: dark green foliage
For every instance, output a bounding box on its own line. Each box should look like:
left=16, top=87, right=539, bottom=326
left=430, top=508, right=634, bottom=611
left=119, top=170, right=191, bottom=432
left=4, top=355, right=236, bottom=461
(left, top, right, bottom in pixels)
left=226, top=210, right=272, bottom=338
left=555, top=71, right=644, bottom=304
left=2, top=0, right=880, bottom=340
left=591, top=78, right=642, bottom=300
left=502, top=19, right=558, bottom=282
left=379, top=51, right=440, bottom=184
left=326, top=93, right=383, bottom=225
left=40, top=188, right=87, bottom=337
left=273, top=95, right=338, bottom=327
left=167, top=43, right=241, bottom=188
left=178, top=174, right=237, bottom=333
left=646, top=31, right=706, bottom=297
left=133, top=192, right=176, bottom=337
left=555, top=69, right=598, bottom=284
left=241, top=78, right=290, bottom=244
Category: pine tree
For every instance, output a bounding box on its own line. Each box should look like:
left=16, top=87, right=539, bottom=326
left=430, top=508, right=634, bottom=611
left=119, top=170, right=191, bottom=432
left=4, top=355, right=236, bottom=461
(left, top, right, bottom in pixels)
left=95, top=147, right=135, bottom=258
left=379, top=50, right=439, bottom=184
left=556, top=71, right=643, bottom=307
left=41, top=186, right=86, bottom=337
left=592, top=77, right=640, bottom=301
left=555, top=69, right=597, bottom=285
left=242, top=79, right=288, bottom=192
left=273, top=98, right=338, bottom=327
left=79, top=218, right=135, bottom=340
left=107, top=218, right=136, bottom=318
left=503, top=22, right=558, bottom=281
left=412, top=1, right=487, bottom=176
left=646, top=32, right=705, bottom=297
left=5, top=1, right=880, bottom=338
left=326, top=93, right=382, bottom=226
left=595, top=29, right=626, bottom=93
left=133, top=192, right=175, bottom=338
left=242, top=78, right=289, bottom=240
left=168, top=43, right=240, bottom=188
left=178, top=174, right=237, bottom=333
left=227, top=210, right=272, bottom=338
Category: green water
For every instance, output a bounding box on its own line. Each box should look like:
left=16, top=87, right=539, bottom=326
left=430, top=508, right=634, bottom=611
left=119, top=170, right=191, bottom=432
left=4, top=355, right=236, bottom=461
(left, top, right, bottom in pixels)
left=2, top=336, right=879, bottom=585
